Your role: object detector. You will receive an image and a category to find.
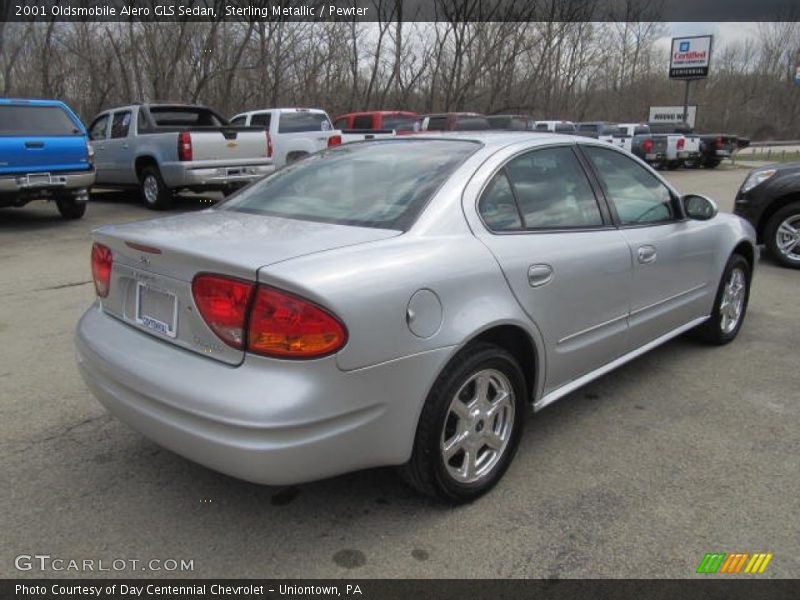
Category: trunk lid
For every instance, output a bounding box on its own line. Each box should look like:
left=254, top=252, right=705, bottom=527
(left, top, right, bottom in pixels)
left=94, top=210, right=399, bottom=365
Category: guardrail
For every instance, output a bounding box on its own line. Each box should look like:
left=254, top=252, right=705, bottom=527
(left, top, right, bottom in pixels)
left=748, top=140, right=800, bottom=147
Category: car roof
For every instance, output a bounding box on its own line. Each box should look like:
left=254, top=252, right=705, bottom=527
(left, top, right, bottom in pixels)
left=0, top=98, right=69, bottom=107
left=407, top=130, right=583, bottom=148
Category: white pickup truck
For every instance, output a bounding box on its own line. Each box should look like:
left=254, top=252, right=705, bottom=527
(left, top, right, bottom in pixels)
left=230, top=108, right=344, bottom=168
left=89, top=103, right=274, bottom=209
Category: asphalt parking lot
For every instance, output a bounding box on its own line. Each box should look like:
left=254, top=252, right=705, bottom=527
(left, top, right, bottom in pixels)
left=1, top=166, right=798, bottom=579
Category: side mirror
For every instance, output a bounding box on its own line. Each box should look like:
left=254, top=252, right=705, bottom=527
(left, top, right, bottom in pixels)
left=683, top=194, right=718, bottom=221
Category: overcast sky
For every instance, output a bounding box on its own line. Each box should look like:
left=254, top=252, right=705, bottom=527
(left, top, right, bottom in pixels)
left=657, top=22, right=761, bottom=51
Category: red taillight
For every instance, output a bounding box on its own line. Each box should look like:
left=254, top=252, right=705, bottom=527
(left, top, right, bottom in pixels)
left=642, top=138, right=653, bottom=153
left=177, top=131, right=193, bottom=161
left=192, top=275, right=254, bottom=349
left=716, top=136, right=723, bottom=149
left=87, top=141, right=95, bottom=167
left=91, top=243, right=113, bottom=298
left=327, top=134, right=342, bottom=148
left=677, top=137, right=685, bottom=151
left=248, top=286, right=347, bottom=358
left=266, top=131, right=273, bottom=158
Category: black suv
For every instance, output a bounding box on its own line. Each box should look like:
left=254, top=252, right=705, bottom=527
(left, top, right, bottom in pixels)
left=734, top=162, right=800, bottom=268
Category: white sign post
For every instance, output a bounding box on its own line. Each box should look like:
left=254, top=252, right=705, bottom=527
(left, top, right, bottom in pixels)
left=668, top=35, right=713, bottom=129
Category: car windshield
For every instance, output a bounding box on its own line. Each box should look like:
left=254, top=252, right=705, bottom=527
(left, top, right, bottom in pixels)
left=0, top=105, right=79, bottom=135
left=221, top=140, right=478, bottom=230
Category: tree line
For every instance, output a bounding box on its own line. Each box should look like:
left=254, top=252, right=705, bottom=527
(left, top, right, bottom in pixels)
left=1, top=5, right=799, bottom=138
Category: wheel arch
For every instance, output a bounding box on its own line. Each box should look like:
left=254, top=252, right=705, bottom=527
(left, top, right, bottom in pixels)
left=733, top=239, right=756, bottom=272
left=756, top=192, right=800, bottom=243
left=134, top=155, right=159, bottom=178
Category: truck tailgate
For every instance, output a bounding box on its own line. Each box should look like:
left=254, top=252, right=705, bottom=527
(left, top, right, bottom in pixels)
left=188, top=129, right=267, bottom=161
left=0, top=135, right=90, bottom=175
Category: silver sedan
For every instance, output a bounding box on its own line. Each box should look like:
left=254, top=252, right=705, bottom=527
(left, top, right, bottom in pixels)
left=76, top=133, right=756, bottom=502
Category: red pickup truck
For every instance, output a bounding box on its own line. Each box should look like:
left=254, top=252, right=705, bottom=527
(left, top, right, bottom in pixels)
left=332, top=111, right=420, bottom=133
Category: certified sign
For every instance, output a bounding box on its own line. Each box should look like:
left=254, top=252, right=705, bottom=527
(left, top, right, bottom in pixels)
left=669, top=35, right=713, bottom=79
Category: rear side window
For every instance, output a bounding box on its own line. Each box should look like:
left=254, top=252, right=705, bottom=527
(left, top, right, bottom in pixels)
left=481, top=146, right=603, bottom=231
left=381, top=115, right=418, bottom=131
left=110, top=111, right=131, bottom=138
left=425, top=116, right=448, bottom=130
left=583, top=146, right=675, bottom=225
left=0, top=105, right=80, bottom=136
left=352, top=115, right=373, bottom=129
left=89, top=115, right=109, bottom=141
left=535, top=123, right=550, bottom=131
left=250, top=113, right=272, bottom=128
left=221, top=140, right=477, bottom=230
left=278, top=112, right=331, bottom=133
left=555, top=123, right=576, bottom=133
left=479, top=172, right=522, bottom=231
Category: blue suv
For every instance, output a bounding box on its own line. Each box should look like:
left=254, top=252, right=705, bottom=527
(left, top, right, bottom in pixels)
left=0, top=98, right=95, bottom=219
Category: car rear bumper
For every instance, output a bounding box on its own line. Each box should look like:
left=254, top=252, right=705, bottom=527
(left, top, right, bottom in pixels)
left=75, top=304, right=450, bottom=485
left=0, top=169, right=95, bottom=194
left=160, top=162, right=275, bottom=189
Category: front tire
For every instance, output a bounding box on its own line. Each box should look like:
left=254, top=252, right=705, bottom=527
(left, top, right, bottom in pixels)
left=764, top=202, right=800, bottom=269
left=139, top=165, right=172, bottom=210
left=691, top=253, right=751, bottom=345
left=401, top=343, right=527, bottom=503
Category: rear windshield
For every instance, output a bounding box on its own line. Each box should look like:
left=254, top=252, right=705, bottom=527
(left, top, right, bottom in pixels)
left=454, top=116, right=490, bottom=131
left=278, top=112, right=332, bottom=133
left=0, top=105, right=80, bottom=136
left=148, top=107, right=225, bottom=127
left=221, top=140, right=478, bottom=230
left=381, top=115, right=419, bottom=131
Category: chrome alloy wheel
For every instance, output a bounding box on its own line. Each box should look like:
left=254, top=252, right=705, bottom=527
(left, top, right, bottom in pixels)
left=775, top=215, right=800, bottom=263
left=440, top=369, right=515, bottom=484
left=143, top=174, right=160, bottom=205
left=720, top=267, right=746, bottom=334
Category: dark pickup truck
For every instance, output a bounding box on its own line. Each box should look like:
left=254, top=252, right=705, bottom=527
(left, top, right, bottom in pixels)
left=0, top=98, right=95, bottom=219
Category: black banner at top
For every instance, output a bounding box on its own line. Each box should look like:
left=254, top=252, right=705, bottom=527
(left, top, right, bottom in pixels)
left=1, top=0, right=800, bottom=22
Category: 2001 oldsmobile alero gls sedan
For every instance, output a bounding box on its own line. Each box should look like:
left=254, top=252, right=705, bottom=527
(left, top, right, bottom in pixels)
left=76, top=133, right=756, bottom=503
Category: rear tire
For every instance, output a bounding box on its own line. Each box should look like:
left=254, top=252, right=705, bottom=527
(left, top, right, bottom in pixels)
left=400, top=343, right=527, bottom=503
left=690, top=253, right=751, bottom=345
left=764, top=201, right=800, bottom=269
left=55, top=197, right=86, bottom=219
left=139, top=165, right=173, bottom=210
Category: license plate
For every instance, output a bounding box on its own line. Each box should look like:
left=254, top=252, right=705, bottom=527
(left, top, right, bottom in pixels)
left=678, top=151, right=690, bottom=158
left=135, top=282, right=178, bottom=338
left=26, top=173, right=52, bottom=187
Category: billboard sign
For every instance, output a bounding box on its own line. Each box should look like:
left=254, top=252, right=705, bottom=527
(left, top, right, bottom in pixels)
left=669, top=35, right=713, bottom=79
left=648, top=105, right=697, bottom=128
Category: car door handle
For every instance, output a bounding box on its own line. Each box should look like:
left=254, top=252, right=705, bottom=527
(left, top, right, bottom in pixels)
left=528, top=264, right=554, bottom=287
left=122, top=143, right=129, bottom=149
left=25, top=141, right=44, bottom=149
left=637, top=245, right=657, bottom=264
